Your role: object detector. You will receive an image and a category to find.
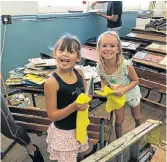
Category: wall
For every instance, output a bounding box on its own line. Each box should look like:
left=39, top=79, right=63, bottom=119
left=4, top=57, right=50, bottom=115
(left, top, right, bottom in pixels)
left=0, top=1, right=38, bottom=15
left=1, top=12, right=137, bottom=80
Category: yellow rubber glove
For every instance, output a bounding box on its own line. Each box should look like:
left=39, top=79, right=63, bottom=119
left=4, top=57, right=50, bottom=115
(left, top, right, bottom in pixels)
left=95, top=86, right=126, bottom=112
left=76, top=93, right=92, bottom=144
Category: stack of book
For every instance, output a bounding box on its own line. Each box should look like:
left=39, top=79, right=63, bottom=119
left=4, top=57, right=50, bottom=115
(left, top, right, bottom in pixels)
left=146, top=43, right=166, bottom=53
left=133, top=51, right=164, bottom=63
left=28, top=58, right=57, bottom=67
left=121, top=41, right=141, bottom=50
left=6, top=57, right=57, bottom=87
left=23, top=74, right=46, bottom=86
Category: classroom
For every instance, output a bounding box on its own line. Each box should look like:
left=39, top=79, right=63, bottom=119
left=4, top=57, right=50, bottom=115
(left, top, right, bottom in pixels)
left=1, top=1, right=166, bottom=162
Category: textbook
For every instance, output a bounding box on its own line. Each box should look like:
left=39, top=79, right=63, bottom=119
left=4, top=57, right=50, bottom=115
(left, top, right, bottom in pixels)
left=23, top=74, right=46, bottom=85
left=144, top=53, right=164, bottom=63
left=133, top=51, right=147, bottom=60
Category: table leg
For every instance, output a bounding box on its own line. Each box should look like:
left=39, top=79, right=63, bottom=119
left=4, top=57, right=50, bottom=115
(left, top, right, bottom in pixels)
left=31, top=94, right=36, bottom=107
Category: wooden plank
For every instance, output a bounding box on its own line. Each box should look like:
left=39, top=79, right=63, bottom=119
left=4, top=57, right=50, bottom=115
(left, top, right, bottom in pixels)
left=88, top=131, right=108, bottom=141
left=9, top=106, right=111, bottom=125
left=12, top=113, right=51, bottom=125
left=139, top=78, right=166, bottom=92
left=9, top=106, right=48, bottom=117
left=126, top=32, right=166, bottom=43
left=89, top=116, right=110, bottom=125
left=141, top=98, right=166, bottom=112
left=16, top=121, right=48, bottom=132
left=133, top=58, right=166, bottom=71
left=89, top=138, right=99, bottom=145
left=132, top=27, right=166, bottom=36
left=135, top=67, right=166, bottom=85
left=151, top=146, right=166, bottom=162
left=81, top=46, right=98, bottom=62
left=158, top=89, right=166, bottom=95
left=9, top=86, right=44, bottom=93
left=81, top=120, right=162, bottom=162
left=88, top=123, right=109, bottom=133
left=143, top=47, right=166, bottom=55
left=93, top=93, right=166, bottom=112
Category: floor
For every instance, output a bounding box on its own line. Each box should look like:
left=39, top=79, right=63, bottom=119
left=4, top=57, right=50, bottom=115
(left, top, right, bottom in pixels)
left=1, top=87, right=166, bottom=162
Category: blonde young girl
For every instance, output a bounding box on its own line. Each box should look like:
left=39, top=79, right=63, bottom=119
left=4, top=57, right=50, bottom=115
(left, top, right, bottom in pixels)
left=44, top=35, right=89, bottom=162
left=97, top=31, right=141, bottom=139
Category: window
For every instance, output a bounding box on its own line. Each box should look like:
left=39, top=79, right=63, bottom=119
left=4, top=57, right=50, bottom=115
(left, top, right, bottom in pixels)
left=123, top=0, right=150, bottom=11
left=38, top=0, right=151, bottom=14
left=38, top=1, right=87, bottom=13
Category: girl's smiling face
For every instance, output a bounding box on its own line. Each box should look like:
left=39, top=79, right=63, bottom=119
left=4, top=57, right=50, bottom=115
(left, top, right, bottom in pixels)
left=54, top=38, right=80, bottom=70
left=99, top=34, right=120, bottom=61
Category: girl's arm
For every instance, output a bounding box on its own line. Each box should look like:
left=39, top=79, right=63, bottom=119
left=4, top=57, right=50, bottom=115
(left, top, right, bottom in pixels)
left=97, top=12, right=118, bottom=22
left=114, top=65, right=139, bottom=96
left=123, top=65, right=139, bottom=93
left=44, top=77, right=86, bottom=122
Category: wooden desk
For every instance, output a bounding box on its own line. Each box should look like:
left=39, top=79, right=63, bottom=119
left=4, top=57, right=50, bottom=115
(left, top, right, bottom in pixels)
left=81, top=46, right=98, bottom=62
left=141, top=46, right=166, bottom=55
left=133, top=58, right=166, bottom=71
left=9, top=85, right=44, bottom=107
left=134, top=67, right=166, bottom=85
left=126, top=32, right=166, bottom=43
left=132, top=27, right=167, bottom=36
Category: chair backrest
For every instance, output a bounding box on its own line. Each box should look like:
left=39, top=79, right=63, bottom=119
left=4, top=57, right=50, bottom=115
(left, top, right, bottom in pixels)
left=9, top=106, right=50, bottom=133
left=88, top=116, right=111, bottom=146
left=9, top=106, right=111, bottom=144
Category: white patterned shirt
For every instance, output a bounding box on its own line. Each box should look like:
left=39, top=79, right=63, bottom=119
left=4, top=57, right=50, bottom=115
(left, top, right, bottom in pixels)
left=97, top=59, right=141, bottom=102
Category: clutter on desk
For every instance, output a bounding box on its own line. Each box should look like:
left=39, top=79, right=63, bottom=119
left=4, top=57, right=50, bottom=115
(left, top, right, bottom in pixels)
left=126, top=33, right=137, bottom=38
left=145, top=43, right=166, bottom=53
left=6, top=57, right=57, bottom=87
left=6, top=78, right=23, bottom=86
left=10, top=93, right=31, bottom=105
left=137, top=11, right=152, bottom=19
left=25, top=63, right=45, bottom=70
left=24, top=68, right=55, bottom=77
left=145, top=18, right=167, bottom=31
left=4, top=93, right=31, bottom=106
left=23, top=74, right=46, bottom=85
left=9, top=67, right=25, bottom=78
left=133, top=51, right=165, bottom=63
left=133, top=51, right=147, bottom=60
left=7, top=54, right=101, bottom=88
left=144, top=53, right=164, bottom=63
left=29, top=58, right=57, bottom=67
left=75, top=65, right=100, bottom=83
left=121, top=41, right=141, bottom=50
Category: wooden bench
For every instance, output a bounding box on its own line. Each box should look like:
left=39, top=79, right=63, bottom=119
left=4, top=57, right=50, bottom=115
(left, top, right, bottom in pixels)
left=138, top=78, right=166, bottom=112
left=135, top=67, right=166, bottom=85
left=139, top=78, right=166, bottom=102
left=9, top=105, right=111, bottom=156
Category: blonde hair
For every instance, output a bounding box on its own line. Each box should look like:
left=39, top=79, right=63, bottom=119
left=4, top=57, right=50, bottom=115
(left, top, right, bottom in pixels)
left=96, top=31, right=124, bottom=81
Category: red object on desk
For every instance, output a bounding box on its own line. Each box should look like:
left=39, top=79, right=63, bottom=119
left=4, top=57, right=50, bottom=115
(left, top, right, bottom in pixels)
left=81, top=47, right=98, bottom=62
left=144, top=53, right=164, bottom=63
